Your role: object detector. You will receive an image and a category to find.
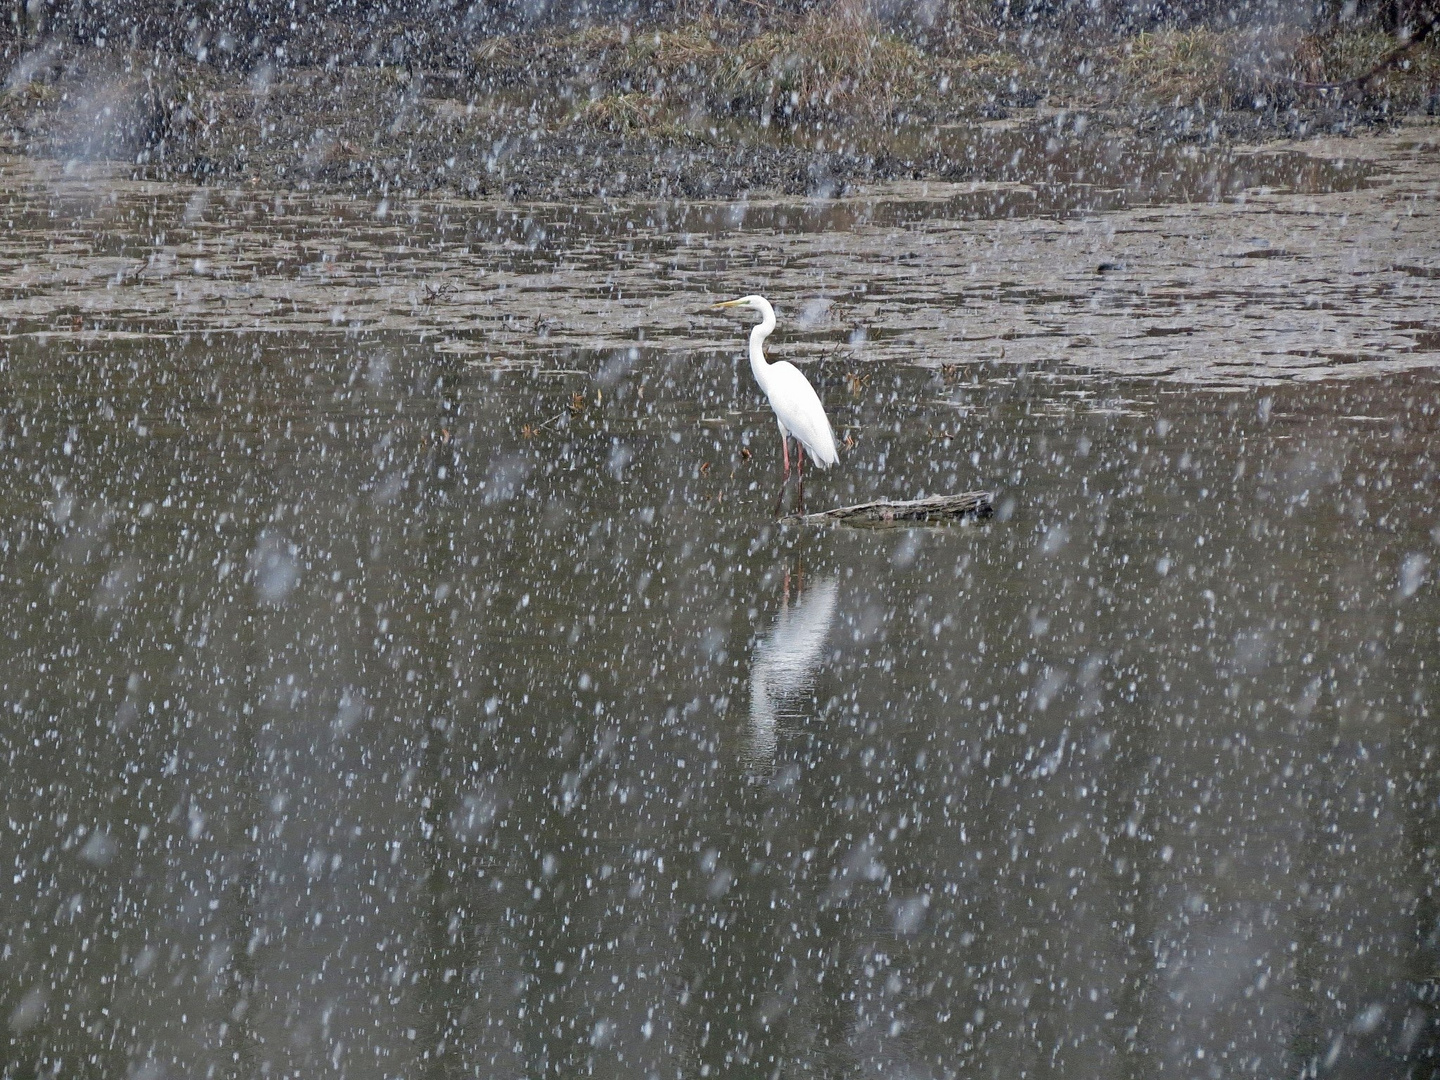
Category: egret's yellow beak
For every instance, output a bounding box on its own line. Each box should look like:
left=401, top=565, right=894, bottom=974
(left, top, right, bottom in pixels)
left=712, top=298, right=746, bottom=309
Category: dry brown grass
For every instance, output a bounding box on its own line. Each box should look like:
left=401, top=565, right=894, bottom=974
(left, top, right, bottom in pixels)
left=535, top=4, right=929, bottom=128
left=471, top=6, right=1439, bottom=135
left=574, top=90, right=657, bottom=131
left=1291, top=27, right=1440, bottom=96
left=718, top=5, right=928, bottom=115
left=960, top=50, right=1022, bottom=78
left=1106, top=24, right=1439, bottom=109
left=1115, top=28, right=1237, bottom=105
left=620, top=20, right=729, bottom=73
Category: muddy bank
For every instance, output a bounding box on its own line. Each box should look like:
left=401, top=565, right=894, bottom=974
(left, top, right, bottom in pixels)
left=0, top=118, right=1435, bottom=384
left=1, top=14, right=1435, bottom=201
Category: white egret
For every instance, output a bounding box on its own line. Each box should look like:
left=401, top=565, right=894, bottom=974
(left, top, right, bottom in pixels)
left=714, top=295, right=839, bottom=478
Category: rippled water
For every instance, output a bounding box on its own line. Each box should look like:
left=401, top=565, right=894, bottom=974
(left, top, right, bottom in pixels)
left=3, top=132, right=1440, bottom=1079
left=3, top=130, right=1433, bottom=384
left=5, top=327, right=1440, bottom=1077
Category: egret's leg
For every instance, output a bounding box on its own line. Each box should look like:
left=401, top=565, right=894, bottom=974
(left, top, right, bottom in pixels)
left=797, top=444, right=805, bottom=480
left=780, top=435, right=791, bottom=479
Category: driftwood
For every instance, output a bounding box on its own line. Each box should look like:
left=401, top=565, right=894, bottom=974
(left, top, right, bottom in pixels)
left=788, top=491, right=994, bottom=526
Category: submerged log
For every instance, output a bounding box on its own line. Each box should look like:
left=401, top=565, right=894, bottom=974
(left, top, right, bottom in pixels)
left=789, top=491, right=994, bottom=526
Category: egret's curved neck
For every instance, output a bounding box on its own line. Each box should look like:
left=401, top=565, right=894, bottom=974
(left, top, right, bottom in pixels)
left=748, top=301, right=777, bottom=374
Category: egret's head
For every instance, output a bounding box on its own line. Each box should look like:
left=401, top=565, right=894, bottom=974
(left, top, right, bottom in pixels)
left=712, top=295, right=774, bottom=319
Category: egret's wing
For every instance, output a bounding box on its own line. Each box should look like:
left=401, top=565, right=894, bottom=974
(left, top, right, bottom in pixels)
left=766, top=362, right=839, bottom=467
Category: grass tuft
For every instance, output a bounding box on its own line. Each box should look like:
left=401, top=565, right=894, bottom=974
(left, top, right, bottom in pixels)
left=1293, top=26, right=1440, bottom=97
left=1116, top=28, right=1237, bottom=106
left=574, top=90, right=656, bottom=131
left=718, top=6, right=928, bottom=119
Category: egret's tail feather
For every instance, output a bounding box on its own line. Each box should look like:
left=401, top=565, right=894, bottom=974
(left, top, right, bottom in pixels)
left=804, top=425, right=840, bottom=469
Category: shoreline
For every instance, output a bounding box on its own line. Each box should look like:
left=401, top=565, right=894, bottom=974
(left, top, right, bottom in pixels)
left=0, top=118, right=1435, bottom=386
left=1, top=18, right=1434, bottom=203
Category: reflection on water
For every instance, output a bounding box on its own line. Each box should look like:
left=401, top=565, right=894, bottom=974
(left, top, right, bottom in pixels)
left=747, top=568, right=840, bottom=771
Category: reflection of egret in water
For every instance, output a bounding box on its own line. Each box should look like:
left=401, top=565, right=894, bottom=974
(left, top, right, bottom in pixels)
left=746, top=570, right=840, bottom=770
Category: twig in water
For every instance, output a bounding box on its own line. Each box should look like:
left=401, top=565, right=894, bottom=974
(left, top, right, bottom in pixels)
left=522, top=410, right=568, bottom=437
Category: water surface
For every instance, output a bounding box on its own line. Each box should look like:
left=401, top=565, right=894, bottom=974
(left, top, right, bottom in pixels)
left=3, top=130, right=1440, bottom=1079
left=3, top=326, right=1439, bottom=1077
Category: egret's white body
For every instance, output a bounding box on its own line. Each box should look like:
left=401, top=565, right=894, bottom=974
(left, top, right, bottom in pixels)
left=715, top=295, right=838, bottom=476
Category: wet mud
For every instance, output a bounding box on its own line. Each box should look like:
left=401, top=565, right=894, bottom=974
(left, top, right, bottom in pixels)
left=1, top=117, right=1436, bottom=383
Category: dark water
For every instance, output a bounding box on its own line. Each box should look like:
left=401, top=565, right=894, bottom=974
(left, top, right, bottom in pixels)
left=2, top=327, right=1439, bottom=1079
